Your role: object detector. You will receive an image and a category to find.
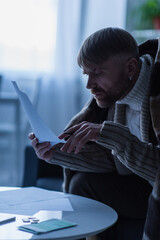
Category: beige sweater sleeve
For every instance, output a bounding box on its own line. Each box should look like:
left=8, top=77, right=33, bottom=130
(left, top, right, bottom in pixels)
left=48, top=141, right=116, bottom=173
left=97, top=121, right=160, bottom=183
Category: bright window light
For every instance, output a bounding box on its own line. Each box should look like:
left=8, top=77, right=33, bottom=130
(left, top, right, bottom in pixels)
left=0, top=0, right=58, bottom=73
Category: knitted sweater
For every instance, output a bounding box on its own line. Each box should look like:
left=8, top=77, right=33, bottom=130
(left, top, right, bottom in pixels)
left=49, top=38, right=160, bottom=192
left=111, top=54, right=153, bottom=175
left=98, top=39, right=160, bottom=185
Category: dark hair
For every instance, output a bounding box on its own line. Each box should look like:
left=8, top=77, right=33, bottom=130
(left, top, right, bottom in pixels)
left=77, top=27, right=139, bottom=67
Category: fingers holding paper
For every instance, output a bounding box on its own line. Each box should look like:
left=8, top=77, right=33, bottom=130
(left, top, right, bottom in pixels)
left=28, top=133, right=56, bottom=161
left=29, top=121, right=102, bottom=157
left=58, top=121, right=102, bottom=154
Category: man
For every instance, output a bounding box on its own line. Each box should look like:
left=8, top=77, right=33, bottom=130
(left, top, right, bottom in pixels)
left=29, top=28, right=160, bottom=239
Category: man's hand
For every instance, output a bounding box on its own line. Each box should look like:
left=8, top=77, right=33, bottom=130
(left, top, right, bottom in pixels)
left=28, top=133, right=56, bottom=161
left=58, top=121, right=102, bottom=154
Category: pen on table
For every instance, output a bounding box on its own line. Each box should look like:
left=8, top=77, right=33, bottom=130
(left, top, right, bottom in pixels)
left=0, top=216, right=16, bottom=225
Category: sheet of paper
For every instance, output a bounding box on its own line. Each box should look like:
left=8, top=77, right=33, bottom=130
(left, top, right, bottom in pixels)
left=0, top=205, right=39, bottom=216
left=33, top=211, right=62, bottom=221
left=19, top=198, right=73, bottom=211
left=0, top=198, right=73, bottom=215
left=0, top=187, right=73, bottom=215
left=11, top=81, right=65, bottom=145
left=0, top=187, right=66, bottom=205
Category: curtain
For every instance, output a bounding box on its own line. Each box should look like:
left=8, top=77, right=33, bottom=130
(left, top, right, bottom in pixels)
left=37, top=0, right=89, bottom=136
left=0, top=0, right=128, bottom=186
left=38, top=0, right=127, bottom=136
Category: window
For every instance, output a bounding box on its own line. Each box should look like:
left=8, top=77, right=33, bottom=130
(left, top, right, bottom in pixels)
left=0, top=0, right=58, bottom=73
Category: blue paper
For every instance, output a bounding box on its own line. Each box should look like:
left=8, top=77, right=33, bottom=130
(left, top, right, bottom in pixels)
left=18, top=218, right=77, bottom=234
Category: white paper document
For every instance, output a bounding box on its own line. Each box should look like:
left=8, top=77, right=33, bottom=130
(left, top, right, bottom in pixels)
left=0, top=187, right=73, bottom=215
left=19, top=198, right=73, bottom=211
left=33, top=210, right=62, bottom=221
left=12, top=81, right=65, bottom=145
left=0, top=198, right=73, bottom=215
left=0, top=187, right=66, bottom=205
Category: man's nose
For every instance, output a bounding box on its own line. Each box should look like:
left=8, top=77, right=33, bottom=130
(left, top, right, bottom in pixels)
left=86, top=76, right=96, bottom=89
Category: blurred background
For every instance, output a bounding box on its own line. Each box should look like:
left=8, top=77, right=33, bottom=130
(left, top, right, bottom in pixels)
left=0, top=0, right=160, bottom=187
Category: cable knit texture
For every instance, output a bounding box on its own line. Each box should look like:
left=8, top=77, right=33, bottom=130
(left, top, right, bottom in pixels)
left=105, top=54, right=153, bottom=175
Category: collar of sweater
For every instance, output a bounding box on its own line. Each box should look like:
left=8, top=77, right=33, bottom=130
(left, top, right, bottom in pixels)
left=116, top=54, right=153, bottom=110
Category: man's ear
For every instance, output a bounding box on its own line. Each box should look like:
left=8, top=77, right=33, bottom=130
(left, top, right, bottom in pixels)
left=126, top=57, right=138, bottom=78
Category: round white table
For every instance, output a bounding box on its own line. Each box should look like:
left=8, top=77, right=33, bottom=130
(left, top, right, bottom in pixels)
left=0, top=187, right=118, bottom=240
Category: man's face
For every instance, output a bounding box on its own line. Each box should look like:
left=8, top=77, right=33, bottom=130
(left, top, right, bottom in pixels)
left=83, top=56, right=132, bottom=108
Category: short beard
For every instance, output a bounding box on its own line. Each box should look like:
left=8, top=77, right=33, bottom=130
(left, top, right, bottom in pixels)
left=95, top=98, right=112, bottom=108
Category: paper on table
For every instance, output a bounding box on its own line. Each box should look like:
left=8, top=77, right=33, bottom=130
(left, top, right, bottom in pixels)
left=33, top=211, right=62, bottom=221
left=0, top=187, right=67, bottom=205
left=11, top=81, right=65, bottom=145
left=0, top=198, right=73, bottom=215
left=19, top=198, right=73, bottom=212
left=0, top=187, right=73, bottom=215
